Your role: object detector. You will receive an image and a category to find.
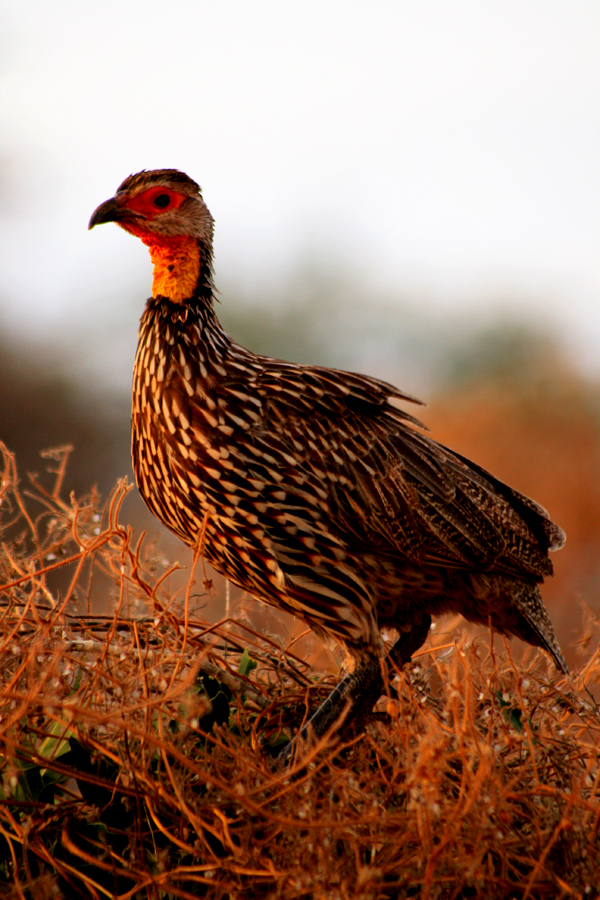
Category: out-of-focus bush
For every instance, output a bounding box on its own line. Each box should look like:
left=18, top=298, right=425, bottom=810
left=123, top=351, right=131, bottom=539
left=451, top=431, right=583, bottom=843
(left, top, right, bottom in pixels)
left=426, top=331, right=600, bottom=650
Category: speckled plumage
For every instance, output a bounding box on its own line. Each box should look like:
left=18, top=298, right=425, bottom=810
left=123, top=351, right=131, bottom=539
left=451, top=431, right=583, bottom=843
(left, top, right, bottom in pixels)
left=90, top=169, right=567, bottom=676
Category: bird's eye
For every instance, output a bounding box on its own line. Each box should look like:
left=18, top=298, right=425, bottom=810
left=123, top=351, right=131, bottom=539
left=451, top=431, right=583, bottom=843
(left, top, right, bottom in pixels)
left=153, top=193, right=171, bottom=209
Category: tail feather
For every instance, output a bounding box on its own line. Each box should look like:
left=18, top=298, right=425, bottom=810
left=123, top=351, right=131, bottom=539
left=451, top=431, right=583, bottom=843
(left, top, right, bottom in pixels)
left=513, top=582, right=569, bottom=674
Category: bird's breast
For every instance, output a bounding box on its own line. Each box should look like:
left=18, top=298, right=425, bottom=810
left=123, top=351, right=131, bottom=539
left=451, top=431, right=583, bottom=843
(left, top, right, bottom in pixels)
left=131, top=309, right=270, bottom=547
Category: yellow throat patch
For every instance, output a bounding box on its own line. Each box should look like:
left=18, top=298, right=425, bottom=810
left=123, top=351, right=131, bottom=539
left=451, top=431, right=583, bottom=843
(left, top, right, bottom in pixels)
left=142, top=236, right=201, bottom=303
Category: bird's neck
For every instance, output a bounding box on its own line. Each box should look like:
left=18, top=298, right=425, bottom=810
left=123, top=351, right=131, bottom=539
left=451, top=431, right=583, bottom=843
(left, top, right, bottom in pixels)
left=142, top=289, right=231, bottom=361
left=137, top=234, right=211, bottom=304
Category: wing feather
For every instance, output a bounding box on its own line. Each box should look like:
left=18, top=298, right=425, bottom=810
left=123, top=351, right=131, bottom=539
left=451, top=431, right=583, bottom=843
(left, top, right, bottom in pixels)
left=235, top=357, right=561, bottom=583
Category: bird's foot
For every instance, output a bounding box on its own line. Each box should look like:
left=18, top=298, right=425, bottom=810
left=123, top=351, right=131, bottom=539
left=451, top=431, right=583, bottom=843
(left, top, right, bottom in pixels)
left=276, top=614, right=431, bottom=766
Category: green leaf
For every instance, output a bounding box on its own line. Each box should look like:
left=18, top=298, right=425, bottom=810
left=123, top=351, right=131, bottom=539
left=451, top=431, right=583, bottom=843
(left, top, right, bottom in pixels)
left=496, top=691, right=524, bottom=733
left=237, top=648, right=257, bottom=678
left=39, top=719, right=77, bottom=777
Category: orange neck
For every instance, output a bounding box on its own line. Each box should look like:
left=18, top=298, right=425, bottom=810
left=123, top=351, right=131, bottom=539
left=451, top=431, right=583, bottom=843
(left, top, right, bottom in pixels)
left=139, top=234, right=201, bottom=303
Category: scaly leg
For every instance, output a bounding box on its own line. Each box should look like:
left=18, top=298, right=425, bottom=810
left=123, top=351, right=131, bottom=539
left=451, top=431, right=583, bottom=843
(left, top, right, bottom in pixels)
left=278, top=613, right=431, bottom=764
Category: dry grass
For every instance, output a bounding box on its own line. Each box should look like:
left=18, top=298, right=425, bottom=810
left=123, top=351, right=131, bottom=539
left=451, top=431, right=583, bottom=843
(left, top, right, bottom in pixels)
left=0, top=442, right=599, bottom=900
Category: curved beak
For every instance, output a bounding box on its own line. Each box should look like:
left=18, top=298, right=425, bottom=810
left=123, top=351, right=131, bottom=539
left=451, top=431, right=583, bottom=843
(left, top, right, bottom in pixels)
left=88, top=196, right=145, bottom=230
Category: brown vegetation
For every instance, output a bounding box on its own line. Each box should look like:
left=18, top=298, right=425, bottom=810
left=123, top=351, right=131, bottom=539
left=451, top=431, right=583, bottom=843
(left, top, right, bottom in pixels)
left=0, top=443, right=598, bottom=899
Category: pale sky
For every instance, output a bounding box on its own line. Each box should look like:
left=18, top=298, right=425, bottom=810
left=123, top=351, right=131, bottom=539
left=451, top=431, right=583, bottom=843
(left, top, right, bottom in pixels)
left=1, top=1, right=599, bottom=379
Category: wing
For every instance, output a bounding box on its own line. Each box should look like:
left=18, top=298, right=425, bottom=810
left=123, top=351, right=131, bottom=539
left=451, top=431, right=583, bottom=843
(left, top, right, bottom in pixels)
left=221, top=354, right=564, bottom=583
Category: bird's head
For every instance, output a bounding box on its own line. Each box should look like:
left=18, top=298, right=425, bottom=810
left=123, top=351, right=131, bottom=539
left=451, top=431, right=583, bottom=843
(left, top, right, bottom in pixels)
left=89, top=169, right=214, bottom=303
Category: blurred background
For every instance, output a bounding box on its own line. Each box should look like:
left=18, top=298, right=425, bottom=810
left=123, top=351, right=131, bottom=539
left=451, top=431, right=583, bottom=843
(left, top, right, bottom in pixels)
left=1, top=1, right=599, bottom=665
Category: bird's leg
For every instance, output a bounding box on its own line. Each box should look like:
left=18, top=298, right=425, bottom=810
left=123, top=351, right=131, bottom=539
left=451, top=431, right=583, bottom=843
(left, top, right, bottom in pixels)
left=278, top=614, right=431, bottom=764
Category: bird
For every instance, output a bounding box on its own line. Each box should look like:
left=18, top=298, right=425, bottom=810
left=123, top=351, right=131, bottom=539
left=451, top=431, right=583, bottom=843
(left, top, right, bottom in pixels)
left=89, top=169, right=567, bottom=750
